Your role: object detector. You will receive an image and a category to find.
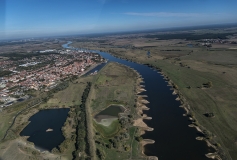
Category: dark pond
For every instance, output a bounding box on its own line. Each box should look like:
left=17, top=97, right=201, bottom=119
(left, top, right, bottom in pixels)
left=147, top=51, right=151, bottom=57
left=84, top=63, right=107, bottom=76
left=63, top=42, right=215, bottom=160
left=20, top=108, right=69, bottom=151
left=95, top=105, right=124, bottom=117
left=5, top=101, right=13, bottom=105
left=17, top=98, right=25, bottom=102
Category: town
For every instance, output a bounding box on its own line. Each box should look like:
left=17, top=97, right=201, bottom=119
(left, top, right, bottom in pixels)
left=0, top=49, right=105, bottom=108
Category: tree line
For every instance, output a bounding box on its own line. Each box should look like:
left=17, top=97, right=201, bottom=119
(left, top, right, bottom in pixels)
left=144, top=32, right=234, bottom=40
left=73, top=82, right=92, bottom=160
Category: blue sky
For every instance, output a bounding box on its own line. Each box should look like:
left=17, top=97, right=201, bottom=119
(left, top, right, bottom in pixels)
left=0, top=0, right=237, bottom=39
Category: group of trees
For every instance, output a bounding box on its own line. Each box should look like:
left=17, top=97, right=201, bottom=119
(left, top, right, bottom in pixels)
left=119, top=117, right=132, bottom=128
left=43, top=81, right=69, bottom=102
left=95, top=130, right=130, bottom=154
left=1, top=52, right=59, bottom=61
left=204, top=112, right=215, bottom=118
left=96, top=148, right=105, bottom=160
left=0, top=70, right=13, bottom=77
left=144, top=32, right=233, bottom=40
left=179, top=62, right=189, bottom=68
left=203, top=81, right=213, bottom=88
left=95, top=125, right=130, bottom=156
left=73, top=82, right=92, bottom=160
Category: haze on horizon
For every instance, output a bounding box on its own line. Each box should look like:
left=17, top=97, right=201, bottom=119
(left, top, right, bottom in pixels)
left=0, top=0, right=237, bottom=40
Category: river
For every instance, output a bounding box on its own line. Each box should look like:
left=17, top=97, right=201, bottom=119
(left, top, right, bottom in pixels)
left=63, top=42, right=214, bottom=160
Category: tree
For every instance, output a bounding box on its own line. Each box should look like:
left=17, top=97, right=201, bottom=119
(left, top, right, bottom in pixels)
left=173, top=84, right=178, bottom=89
left=51, top=147, right=60, bottom=153
left=32, top=150, right=40, bottom=155
left=136, top=136, right=143, bottom=142
left=204, top=112, right=214, bottom=118
left=203, top=81, right=213, bottom=88
left=203, top=130, right=212, bottom=139
left=124, top=145, right=130, bottom=151
left=207, top=81, right=213, bottom=88
left=96, top=148, right=105, bottom=160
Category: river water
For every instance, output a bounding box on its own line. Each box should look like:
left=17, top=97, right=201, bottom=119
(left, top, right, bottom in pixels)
left=64, top=43, right=214, bottom=160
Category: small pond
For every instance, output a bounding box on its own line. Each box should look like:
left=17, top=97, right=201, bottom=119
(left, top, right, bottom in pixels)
left=187, top=44, right=194, bottom=47
left=20, top=108, right=69, bottom=151
left=94, top=105, right=125, bottom=123
left=17, top=98, right=25, bottom=102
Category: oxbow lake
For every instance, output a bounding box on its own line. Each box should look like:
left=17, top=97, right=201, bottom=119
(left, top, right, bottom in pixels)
left=20, top=108, right=69, bottom=151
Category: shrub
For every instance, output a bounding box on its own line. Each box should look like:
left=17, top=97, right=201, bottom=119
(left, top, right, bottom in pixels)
left=136, top=136, right=143, bottom=142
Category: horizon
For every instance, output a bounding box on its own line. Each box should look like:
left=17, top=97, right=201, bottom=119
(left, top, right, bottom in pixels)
left=1, top=22, right=237, bottom=41
left=1, top=0, right=237, bottom=40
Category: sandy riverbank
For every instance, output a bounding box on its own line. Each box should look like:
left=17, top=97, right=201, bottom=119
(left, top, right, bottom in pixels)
left=206, top=153, right=222, bottom=160
left=132, top=75, right=158, bottom=159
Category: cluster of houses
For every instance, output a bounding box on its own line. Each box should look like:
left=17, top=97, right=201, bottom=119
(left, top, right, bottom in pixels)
left=200, top=39, right=236, bottom=47
left=0, top=50, right=104, bottom=108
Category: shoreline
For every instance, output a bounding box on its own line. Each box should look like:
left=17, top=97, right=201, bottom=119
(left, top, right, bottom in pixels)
left=160, top=71, right=220, bottom=160
left=132, top=69, right=158, bottom=160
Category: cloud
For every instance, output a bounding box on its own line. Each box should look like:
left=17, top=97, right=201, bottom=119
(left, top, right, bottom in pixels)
left=123, top=12, right=206, bottom=18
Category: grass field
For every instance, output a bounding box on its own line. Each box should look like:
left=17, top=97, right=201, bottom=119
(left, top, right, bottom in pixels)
left=71, top=29, right=237, bottom=160
left=40, top=76, right=92, bottom=108
left=90, top=62, right=137, bottom=113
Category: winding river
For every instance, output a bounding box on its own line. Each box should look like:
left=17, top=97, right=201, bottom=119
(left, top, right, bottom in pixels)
left=63, top=42, right=214, bottom=160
